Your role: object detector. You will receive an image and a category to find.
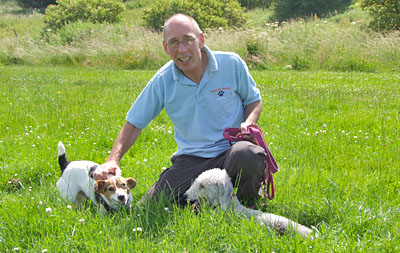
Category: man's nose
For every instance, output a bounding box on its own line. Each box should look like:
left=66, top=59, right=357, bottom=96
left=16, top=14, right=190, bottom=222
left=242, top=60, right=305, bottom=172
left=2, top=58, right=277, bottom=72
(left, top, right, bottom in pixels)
left=178, top=41, right=188, bottom=51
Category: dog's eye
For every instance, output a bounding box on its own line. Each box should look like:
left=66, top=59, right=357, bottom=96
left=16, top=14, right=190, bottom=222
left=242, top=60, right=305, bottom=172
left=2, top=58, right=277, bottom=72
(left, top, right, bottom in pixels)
left=121, top=183, right=126, bottom=189
left=108, top=187, right=115, bottom=192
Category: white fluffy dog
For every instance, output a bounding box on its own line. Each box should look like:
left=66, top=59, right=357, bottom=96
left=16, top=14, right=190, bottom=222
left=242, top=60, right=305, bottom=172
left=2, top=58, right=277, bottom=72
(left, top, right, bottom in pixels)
left=185, top=168, right=318, bottom=239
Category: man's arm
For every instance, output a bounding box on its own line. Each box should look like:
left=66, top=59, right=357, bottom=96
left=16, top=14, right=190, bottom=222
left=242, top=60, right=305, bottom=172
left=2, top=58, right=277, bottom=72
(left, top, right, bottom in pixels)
left=241, top=100, right=262, bottom=132
left=93, top=121, right=141, bottom=180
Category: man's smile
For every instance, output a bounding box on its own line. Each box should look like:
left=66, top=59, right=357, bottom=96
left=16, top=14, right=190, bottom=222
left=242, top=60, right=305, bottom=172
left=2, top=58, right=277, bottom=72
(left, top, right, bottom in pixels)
left=178, top=56, right=192, bottom=63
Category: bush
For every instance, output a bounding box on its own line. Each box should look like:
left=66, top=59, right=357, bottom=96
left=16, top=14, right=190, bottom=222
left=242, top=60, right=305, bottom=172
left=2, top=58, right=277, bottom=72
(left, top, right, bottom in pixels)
left=16, top=0, right=56, bottom=9
left=238, top=0, right=272, bottom=10
left=361, top=0, right=400, bottom=32
left=142, top=0, right=248, bottom=31
left=43, top=0, right=125, bottom=32
left=271, top=0, right=353, bottom=22
left=44, top=21, right=102, bottom=44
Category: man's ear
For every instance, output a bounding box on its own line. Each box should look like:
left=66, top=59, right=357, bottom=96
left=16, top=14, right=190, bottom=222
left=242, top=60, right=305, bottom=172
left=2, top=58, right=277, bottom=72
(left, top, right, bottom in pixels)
left=126, top=178, right=136, bottom=189
left=94, top=180, right=106, bottom=193
left=199, top=33, right=205, bottom=48
left=163, top=40, right=169, bottom=55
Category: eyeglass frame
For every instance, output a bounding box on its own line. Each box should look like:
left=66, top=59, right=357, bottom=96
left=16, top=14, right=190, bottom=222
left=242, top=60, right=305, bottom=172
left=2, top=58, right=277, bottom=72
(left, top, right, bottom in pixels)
left=165, top=35, right=198, bottom=49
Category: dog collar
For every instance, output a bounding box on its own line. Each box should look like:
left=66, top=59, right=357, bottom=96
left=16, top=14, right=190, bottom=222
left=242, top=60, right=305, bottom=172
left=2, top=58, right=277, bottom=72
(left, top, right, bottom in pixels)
left=88, top=164, right=98, bottom=178
left=95, top=192, right=115, bottom=213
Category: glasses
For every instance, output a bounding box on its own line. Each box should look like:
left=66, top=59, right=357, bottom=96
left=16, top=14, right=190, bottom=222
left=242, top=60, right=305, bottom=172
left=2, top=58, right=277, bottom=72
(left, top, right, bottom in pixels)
left=165, top=36, right=196, bottom=49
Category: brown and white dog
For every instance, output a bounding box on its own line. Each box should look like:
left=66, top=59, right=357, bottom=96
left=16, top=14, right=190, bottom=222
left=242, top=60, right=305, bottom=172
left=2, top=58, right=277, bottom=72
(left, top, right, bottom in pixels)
left=56, top=142, right=136, bottom=213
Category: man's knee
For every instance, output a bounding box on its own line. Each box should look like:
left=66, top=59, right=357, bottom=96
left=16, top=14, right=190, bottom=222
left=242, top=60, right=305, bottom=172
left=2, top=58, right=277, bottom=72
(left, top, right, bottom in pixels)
left=228, top=141, right=266, bottom=173
left=222, top=141, right=266, bottom=202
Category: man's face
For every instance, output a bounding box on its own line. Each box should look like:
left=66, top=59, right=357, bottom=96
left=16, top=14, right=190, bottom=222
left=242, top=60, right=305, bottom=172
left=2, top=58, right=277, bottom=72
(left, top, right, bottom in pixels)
left=163, top=17, right=205, bottom=78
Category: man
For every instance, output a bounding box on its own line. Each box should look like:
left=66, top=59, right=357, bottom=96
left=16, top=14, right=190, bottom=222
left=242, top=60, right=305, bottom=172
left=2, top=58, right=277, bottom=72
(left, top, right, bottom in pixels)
left=94, top=13, right=266, bottom=206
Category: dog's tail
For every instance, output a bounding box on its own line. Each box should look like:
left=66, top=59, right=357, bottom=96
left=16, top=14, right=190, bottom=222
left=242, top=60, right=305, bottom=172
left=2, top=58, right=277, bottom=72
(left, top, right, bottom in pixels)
left=58, top=141, right=70, bottom=174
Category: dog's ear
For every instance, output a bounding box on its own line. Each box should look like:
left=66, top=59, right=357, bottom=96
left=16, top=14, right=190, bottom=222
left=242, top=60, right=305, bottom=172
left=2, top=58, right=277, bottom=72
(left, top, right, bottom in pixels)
left=218, top=180, right=233, bottom=210
left=126, top=178, right=136, bottom=189
left=94, top=180, right=106, bottom=193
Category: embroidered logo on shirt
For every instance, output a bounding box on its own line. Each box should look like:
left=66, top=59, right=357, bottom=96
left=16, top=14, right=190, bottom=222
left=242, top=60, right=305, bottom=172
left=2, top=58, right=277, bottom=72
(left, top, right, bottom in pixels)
left=211, top=87, right=230, bottom=99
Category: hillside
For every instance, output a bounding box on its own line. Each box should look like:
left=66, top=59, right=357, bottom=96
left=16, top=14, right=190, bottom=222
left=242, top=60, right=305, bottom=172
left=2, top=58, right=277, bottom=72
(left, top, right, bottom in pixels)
left=0, top=0, right=399, bottom=71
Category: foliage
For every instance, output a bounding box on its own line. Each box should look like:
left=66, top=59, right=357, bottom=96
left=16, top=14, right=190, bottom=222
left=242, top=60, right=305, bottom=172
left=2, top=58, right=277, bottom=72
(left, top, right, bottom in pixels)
left=43, top=0, right=125, bottom=32
left=361, top=0, right=400, bottom=32
left=271, top=0, right=353, bottom=22
left=1, top=2, right=399, bottom=71
left=238, top=0, right=272, bottom=10
left=45, top=21, right=103, bottom=44
left=124, top=0, right=156, bottom=9
left=142, top=0, right=248, bottom=31
left=16, top=0, right=56, bottom=9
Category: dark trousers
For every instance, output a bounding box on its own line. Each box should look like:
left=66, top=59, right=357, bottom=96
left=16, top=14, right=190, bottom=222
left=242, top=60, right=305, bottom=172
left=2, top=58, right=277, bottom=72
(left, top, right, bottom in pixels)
left=143, top=141, right=266, bottom=205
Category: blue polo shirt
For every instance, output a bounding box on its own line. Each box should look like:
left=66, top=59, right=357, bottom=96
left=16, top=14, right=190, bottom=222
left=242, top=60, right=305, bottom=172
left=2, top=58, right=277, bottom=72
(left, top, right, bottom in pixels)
left=126, top=45, right=261, bottom=158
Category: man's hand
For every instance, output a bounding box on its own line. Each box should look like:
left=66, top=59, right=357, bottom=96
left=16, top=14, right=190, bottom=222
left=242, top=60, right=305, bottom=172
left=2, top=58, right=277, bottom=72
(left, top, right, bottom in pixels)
left=238, top=121, right=257, bottom=144
left=240, top=121, right=256, bottom=133
left=93, top=161, right=121, bottom=180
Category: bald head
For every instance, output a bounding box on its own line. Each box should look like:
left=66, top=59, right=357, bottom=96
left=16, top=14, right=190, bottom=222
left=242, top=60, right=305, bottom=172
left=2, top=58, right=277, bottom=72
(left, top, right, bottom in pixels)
left=163, top=14, right=202, bottom=41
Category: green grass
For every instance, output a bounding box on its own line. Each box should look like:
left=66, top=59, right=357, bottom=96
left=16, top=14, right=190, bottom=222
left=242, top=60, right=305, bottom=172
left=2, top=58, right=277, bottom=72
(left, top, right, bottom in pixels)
left=1, top=65, right=399, bottom=251
left=0, top=0, right=44, bottom=39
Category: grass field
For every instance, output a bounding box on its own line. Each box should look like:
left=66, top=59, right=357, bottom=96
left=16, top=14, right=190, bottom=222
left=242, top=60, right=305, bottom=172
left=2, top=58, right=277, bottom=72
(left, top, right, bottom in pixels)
left=0, top=65, right=399, bottom=251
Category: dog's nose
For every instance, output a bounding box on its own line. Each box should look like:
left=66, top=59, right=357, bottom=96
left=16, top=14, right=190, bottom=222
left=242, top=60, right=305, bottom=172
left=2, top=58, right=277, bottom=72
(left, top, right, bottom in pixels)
left=118, top=195, right=125, bottom=202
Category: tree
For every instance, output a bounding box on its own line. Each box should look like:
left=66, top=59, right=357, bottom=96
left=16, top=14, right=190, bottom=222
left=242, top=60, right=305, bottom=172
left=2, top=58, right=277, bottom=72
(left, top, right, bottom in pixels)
left=43, top=0, right=125, bottom=32
left=142, top=0, right=248, bottom=31
left=16, top=0, right=56, bottom=9
left=271, top=0, right=353, bottom=22
left=238, top=0, right=273, bottom=10
left=361, top=0, right=400, bottom=32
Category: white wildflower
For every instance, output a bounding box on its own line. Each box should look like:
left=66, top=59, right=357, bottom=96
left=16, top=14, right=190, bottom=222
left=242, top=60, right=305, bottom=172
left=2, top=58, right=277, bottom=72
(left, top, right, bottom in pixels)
left=133, top=227, right=143, bottom=232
